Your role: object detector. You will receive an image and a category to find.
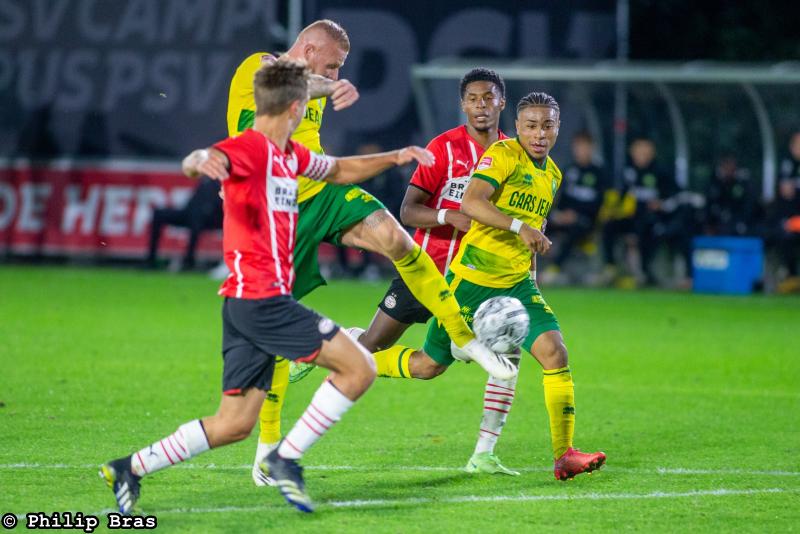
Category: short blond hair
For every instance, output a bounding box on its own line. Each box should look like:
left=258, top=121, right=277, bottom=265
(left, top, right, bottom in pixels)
left=253, top=60, right=309, bottom=116
left=300, top=19, right=350, bottom=52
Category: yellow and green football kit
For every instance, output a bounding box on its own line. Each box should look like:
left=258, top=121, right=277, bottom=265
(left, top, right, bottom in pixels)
left=228, top=53, right=477, bottom=448
left=375, top=137, right=576, bottom=458
left=227, top=52, right=385, bottom=300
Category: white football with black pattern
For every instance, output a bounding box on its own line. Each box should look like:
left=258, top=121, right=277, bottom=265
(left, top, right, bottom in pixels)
left=473, top=296, right=530, bottom=354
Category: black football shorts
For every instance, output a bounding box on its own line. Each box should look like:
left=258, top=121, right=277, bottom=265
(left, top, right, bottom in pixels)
left=377, top=276, right=433, bottom=325
left=220, top=296, right=339, bottom=395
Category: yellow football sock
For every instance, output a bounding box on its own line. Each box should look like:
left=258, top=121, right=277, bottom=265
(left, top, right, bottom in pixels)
left=393, top=244, right=474, bottom=347
left=542, top=366, right=575, bottom=459
left=373, top=345, right=413, bottom=378
left=258, top=357, right=289, bottom=444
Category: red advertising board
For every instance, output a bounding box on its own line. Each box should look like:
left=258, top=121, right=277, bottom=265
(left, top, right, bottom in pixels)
left=0, top=160, right=222, bottom=259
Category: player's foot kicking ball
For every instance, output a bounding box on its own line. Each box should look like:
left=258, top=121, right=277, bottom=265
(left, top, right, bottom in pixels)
left=99, top=457, right=141, bottom=514
left=265, top=446, right=314, bottom=513
left=464, top=452, right=520, bottom=476
left=553, top=447, right=606, bottom=481
left=452, top=340, right=518, bottom=381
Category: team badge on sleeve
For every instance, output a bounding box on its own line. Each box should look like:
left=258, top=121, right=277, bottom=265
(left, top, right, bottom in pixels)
left=477, top=156, right=493, bottom=170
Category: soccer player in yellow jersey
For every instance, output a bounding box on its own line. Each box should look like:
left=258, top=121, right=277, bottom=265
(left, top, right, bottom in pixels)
left=226, top=20, right=515, bottom=486
left=370, top=92, right=606, bottom=480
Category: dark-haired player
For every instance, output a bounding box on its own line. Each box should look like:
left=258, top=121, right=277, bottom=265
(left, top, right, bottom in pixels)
left=227, top=21, right=515, bottom=484
left=359, top=68, right=521, bottom=475
left=353, top=91, right=606, bottom=481
left=99, top=60, right=437, bottom=514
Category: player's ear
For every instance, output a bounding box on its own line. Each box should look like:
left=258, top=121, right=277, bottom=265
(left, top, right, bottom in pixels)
left=303, top=43, right=315, bottom=61
left=499, top=97, right=506, bottom=111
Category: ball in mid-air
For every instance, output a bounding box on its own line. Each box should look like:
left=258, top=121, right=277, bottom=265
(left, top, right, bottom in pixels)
left=473, top=296, right=530, bottom=354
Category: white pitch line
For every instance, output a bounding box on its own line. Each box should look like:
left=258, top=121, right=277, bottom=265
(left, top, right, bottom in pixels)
left=1, top=463, right=799, bottom=477
left=145, top=487, right=794, bottom=515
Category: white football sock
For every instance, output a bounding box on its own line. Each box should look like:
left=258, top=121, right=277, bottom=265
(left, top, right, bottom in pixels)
left=278, top=380, right=354, bottom=460
left=474, top=358, right=519, bottom=455
left=130, top=420, right=210, bottom=477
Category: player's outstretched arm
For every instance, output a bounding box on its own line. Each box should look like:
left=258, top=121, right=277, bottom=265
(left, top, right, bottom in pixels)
left=308, top=75, right=359, bottom=111
left=461, top=179, right=552, bottom=254
left=182, top=148, right=230, bottom=180
left=324, top=147, right=435, bottom=185
left=400, top=186, right=472, bottom=232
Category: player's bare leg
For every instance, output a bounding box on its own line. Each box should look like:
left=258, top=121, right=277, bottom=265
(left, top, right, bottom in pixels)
left=341, top=210, right=515, bottom=379
left=530, top=330, right=606, bottom=480
left=358, top=308, right=413, bottom=352
left=341, top=210, right=475, bottom=345
left=99, top=388, right=265, bottom=514
left=265, top=330, right=375, bottom=512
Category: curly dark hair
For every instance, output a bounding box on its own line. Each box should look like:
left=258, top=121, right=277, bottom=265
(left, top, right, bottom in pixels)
left=516, top=91, right=559, bottom=115
left=460, top=68, right=506, bottom=99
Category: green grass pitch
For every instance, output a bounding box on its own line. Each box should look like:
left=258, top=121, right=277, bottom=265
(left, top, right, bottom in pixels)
left=1, top=266, right=798, bottom=532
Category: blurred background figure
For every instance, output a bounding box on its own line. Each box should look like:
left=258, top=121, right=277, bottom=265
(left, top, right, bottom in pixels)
left=601, top=138, right=677, bottom=287
left=146, top=177, right=223, bottom=271
left=779, top=131, right=800, bottom=190
left=542, top=132, right=606, bottom=284
left=703, top=154, right=758, bottom=237
left=766, top=177, right=800, bottom=293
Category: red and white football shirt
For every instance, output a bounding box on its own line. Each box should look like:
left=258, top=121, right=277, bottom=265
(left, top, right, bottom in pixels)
left=213, top=129, right=333, bottom=299
left=409, top=125, right=508, bottom=273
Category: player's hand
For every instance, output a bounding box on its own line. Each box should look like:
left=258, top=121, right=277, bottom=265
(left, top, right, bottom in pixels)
left=396, top=146, right=435, bottom=167
left=445, top=210, right=472, bottom=232
left=183, top=149, right=229, bottom=181
left=519, top=224, right=552, bottom=254
left=330, top=79, right=359, bottom=111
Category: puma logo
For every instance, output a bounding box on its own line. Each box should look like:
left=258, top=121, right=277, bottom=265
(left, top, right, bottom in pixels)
left=455, top=159, right=471, bottom=169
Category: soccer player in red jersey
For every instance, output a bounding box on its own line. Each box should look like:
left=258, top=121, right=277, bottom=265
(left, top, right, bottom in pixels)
left=360, top=69, right=522, bottom=475
left=99, top=60, right=435, bottom=514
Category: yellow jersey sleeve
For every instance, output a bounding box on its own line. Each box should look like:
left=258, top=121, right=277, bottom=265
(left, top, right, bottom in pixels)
left=471, top=141, right=516, bottom=190
left=450, top=139, right=562, bottom=288
left=227, top=52, right=270, bottom=137
left=226, top=52, right=328, bottom=202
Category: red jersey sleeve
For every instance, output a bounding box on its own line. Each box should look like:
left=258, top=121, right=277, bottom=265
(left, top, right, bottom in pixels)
left=409, top=138, right=447, bottom=195
left=293, top=141, right=335, bottom=181
left=213, top=133, right=258, bottom=181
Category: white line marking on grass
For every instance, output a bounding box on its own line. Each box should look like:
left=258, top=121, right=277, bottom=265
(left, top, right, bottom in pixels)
left=1, top=463, right=800, bottom=477
left=144, top=487, right=793, bottom=515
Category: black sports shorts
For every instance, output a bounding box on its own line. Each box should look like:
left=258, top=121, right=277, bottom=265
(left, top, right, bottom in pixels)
left=377, top=276, right=433, bottom=325
left=221, top=296, right=339, bottom=395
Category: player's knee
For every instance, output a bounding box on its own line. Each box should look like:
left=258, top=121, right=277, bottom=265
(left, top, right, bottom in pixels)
left=374, top=218, right=414, bottom=260
left=547, top=341, right=569, bottom=368
left=220, top=416, right=255, bottom=443
left=349, top=348, right=377, bottom=387
left=411, top=354, right=447, bottom=380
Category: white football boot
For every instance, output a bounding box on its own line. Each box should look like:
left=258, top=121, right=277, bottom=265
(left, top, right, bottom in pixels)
left=452, top=339, right=517, bottom=380
left=252, top=441, right=278, bottom=487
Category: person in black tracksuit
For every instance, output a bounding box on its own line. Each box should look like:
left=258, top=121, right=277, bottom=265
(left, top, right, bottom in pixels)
left=603, top=138, right=677, bottom=285
left=765, top=178, right=800, bottom=278
left=703, top=155, right=758, bottom=237
left=146, top=177, right=223, bottom=270
left=548, top=132, right=606, bottom=270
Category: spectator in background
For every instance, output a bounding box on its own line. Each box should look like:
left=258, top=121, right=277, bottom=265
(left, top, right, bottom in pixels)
left=543, top=132, right=606, bottom=283
left=779, top=131, right=800, bottom=189
left=602, top=137, right=677, bottom=286
left=766, top=177, right=800, bottom=293
left=146, top=177, right=223, bottom=271
left=704, top=154, right=757, bottom=236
